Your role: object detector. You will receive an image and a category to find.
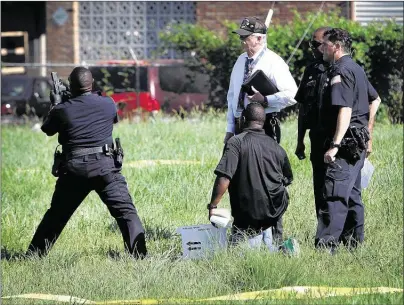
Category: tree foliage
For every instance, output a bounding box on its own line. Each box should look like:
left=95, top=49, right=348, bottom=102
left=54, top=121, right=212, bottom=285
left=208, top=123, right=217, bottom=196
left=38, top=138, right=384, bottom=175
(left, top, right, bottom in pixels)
left=160, top=11, right=403, bottom=123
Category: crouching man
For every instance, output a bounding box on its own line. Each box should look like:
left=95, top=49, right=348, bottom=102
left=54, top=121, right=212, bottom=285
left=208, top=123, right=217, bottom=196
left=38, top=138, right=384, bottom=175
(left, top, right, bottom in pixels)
left=208, top=103, right=293, bottom=251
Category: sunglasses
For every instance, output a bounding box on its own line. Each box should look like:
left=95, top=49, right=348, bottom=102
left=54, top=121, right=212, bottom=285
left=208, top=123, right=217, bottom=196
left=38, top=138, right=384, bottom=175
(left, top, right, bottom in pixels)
left=309, top=40, right=322, bottom=49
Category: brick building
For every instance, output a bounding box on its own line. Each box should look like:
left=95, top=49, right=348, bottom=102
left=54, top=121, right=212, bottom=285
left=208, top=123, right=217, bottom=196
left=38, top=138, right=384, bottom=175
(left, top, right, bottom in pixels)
left=1, top=1, right=402, bottom=76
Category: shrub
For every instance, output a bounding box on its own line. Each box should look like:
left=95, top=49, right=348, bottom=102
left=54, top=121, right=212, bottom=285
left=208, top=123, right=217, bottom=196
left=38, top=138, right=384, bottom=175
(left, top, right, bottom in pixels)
left=159, top=11, right=403, bottom=123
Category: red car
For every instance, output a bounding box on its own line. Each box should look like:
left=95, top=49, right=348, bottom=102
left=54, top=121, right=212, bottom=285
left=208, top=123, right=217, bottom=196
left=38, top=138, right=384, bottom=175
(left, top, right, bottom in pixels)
left=90, top=60, right=210, bottom=119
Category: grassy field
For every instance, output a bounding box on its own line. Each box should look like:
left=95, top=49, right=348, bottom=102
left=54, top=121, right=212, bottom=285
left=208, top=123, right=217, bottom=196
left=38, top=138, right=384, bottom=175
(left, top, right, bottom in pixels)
left=1, top=111, right=403, bottom=304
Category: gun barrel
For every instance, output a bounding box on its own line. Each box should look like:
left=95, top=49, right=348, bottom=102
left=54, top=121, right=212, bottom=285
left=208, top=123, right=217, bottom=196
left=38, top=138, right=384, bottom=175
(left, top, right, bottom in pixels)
left=51, top=72, right=60, bottom=94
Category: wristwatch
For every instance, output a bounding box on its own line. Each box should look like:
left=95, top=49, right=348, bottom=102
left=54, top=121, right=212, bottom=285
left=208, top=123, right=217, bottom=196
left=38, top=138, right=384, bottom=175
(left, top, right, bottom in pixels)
left=330, top=141, right=341, bottom=149
left=207, top=204, right=218, bottom=210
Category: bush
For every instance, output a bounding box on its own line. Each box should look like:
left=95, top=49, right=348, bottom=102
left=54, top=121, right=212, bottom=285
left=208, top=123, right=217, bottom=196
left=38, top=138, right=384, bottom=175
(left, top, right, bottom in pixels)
left=159, top=11, right=403, bottom=123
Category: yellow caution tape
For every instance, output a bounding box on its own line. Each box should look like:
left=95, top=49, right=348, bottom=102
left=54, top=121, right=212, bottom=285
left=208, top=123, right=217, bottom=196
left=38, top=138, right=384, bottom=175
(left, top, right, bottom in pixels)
left=1, top=293, right=94, bottom=304
left=1, top=286, right=402, bottom=304
left=204, top=286, right=403, bottom=301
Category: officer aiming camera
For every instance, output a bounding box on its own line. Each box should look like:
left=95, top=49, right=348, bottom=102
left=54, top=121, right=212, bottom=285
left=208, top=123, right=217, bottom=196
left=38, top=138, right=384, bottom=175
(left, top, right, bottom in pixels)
left=26, top=67, right=147, bottom=259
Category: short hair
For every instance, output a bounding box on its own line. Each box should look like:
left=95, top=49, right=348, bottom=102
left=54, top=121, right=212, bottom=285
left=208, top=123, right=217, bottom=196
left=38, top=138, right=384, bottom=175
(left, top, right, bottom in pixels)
left=324, top=28, right=352, bottom=53
left=243, top=102, right=266, bottom=124
left=69, top=66, right=93, bottom=92
left=313, top=26, right=332, bottom=37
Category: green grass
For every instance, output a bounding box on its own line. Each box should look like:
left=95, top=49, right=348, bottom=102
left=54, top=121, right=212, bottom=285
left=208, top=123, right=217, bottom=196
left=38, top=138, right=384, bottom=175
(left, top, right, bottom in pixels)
left=1, top=111, right=403, bottom=304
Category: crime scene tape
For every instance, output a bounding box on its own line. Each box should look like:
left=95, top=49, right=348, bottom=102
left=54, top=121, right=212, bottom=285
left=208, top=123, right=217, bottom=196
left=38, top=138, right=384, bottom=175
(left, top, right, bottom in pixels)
left=2, top=286, right=403, bottom=304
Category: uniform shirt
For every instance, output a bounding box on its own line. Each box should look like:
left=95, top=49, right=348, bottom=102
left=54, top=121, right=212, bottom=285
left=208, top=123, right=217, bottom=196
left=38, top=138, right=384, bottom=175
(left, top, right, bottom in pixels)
left=41, top=93, right=118, bottom=150
left=226, top=47, right=298, bottom=133
left=295, top=60, right=328, bottom=130
left=214, top=128, right=293, bottom=230
left=321, top=55, right=379, bottom=137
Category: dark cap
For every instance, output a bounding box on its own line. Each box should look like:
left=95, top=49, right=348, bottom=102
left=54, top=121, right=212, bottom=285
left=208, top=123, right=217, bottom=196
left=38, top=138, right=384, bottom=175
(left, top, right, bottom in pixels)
left=233, top=17, right=267, bottom=36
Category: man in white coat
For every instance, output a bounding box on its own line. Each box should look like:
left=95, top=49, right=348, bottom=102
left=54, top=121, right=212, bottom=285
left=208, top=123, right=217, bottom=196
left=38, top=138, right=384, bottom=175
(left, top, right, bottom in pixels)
left=225, top=16, right=297, bottom=144
left=224, top=16, right=298, bottom=243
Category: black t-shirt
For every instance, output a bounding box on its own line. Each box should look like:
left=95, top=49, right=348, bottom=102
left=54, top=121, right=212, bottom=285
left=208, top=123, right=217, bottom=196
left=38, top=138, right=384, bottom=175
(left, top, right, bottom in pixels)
left=214, top=128, right=293, bottom=231
left=41, top=93, right=118, bottom=150
left=321, top=55, right=379, bottom=137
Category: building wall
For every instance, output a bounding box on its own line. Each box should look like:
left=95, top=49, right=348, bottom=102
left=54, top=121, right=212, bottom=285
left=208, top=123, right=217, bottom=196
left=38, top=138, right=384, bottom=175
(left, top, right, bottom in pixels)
left=46, top=1, right=78, bottom=74
left=44, top=1, right=349, bottom=66
left=196, top=1, right=348, bottom=34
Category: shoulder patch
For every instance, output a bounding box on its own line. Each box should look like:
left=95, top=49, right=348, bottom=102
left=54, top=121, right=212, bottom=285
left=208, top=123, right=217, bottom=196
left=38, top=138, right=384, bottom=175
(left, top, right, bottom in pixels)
left=331, top=75, right=341, bottom=85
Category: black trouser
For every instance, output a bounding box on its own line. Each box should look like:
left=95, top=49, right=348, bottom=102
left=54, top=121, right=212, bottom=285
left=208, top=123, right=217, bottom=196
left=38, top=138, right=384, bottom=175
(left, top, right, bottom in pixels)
left=309, top=131, right=327, bottom=218
left=235, top=113, right=283, bottom=243
left=263, top=113, right=281, bottom=144
left=263, top=113, right=282, bottom=243
left=315, top=150, right=366, bottom=249
left=27, top=153, right=147, bottom=258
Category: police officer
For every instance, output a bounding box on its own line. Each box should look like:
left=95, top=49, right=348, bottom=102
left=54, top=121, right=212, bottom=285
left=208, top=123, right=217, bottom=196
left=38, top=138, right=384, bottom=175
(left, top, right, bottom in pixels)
left=315, top=29, right=379, bottom=252
left=26, top=67, right=147, bottom=258
left=295, top=26, right=331, bottom=218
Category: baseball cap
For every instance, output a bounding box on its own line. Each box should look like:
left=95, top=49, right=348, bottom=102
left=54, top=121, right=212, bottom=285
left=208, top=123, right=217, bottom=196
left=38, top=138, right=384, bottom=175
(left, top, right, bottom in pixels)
left=233, top=17, right=267, bottom=36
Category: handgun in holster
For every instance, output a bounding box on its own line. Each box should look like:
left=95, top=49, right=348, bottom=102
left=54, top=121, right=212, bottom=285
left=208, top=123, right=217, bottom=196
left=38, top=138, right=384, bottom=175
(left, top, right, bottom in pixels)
left=350, top=125, right=370, bottom=150
left=114, top=138, right=124, bottom=167
left=339, top=126, right=369, bottom=164
left=52, top=145, right=63, bottom=177
left=339, top=138, right=361, bottom=164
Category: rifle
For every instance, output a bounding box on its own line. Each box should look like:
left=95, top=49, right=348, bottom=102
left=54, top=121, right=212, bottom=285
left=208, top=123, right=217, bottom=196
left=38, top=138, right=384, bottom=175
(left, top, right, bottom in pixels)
left=50, top=72, right=71, bottom=105
left=51, top=72, right=67, bottom=95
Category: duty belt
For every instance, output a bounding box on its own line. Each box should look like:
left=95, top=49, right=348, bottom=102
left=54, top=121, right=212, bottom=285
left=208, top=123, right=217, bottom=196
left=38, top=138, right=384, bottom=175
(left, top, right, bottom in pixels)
left=64, top=146, right=114, bottom=160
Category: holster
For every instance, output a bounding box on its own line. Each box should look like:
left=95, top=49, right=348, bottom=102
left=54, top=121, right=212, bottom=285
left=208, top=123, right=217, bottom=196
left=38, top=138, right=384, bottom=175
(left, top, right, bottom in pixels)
left=339, top=138, right=361, bottom=164
left=113, top=138, right=124, bottom=168
left=52, top=145, right=63, bottom=177
left=337, top=126, right=369, bottom=164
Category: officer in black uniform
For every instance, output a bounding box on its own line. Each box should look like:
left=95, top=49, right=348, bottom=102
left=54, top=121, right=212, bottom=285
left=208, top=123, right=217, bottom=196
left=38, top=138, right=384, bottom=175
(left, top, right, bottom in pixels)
left=295, top=26, right=331, bottom=218
left=315, top=29, right=379, bottom=252
left=26, top=67, right=147, bottom=258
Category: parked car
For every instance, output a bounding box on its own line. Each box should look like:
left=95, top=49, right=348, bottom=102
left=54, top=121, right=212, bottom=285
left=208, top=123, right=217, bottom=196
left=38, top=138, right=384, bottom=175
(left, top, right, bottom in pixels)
left=1, top=75, right=53, bottom=118
left=89, top=59, right=210, bottom=118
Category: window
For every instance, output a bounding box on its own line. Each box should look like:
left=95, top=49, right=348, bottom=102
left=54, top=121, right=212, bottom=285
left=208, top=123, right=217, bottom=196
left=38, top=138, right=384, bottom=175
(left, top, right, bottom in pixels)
left=79, top=2, right=196, bottom=60
left=1, top=77, right=29, bottom=97
left=158, top=65, right=210, bottom=94
left=90, top=66, right=148, bottom=93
